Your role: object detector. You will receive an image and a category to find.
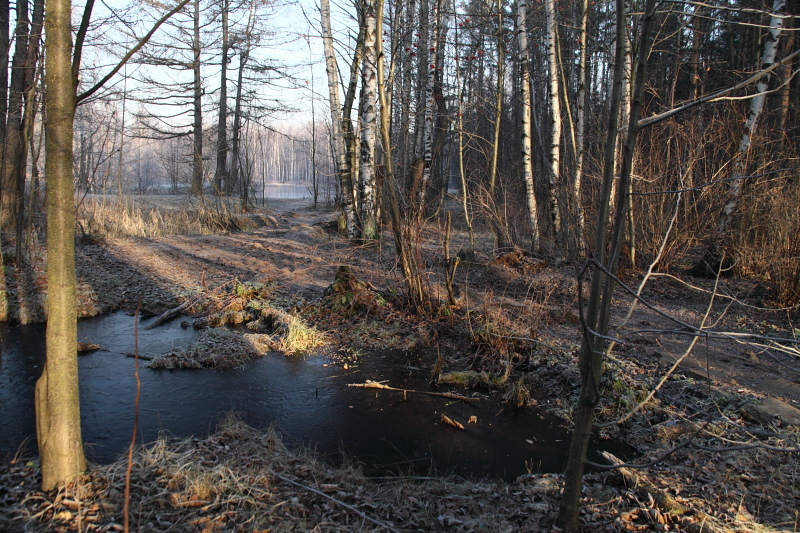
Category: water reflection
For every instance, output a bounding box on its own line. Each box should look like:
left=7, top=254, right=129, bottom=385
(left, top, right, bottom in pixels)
left=262, top=184, right=311, bottom=200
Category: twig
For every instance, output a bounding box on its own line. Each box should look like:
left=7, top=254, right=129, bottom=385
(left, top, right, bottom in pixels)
left=274, top=473, right=402, bottom=533
left=348, top=380, right=479, bottom=402
left=653, top=272, right=800, bottom=311
left=124, top=301, right=142, bottom=533
left=597, top=259, right=723, bottom=427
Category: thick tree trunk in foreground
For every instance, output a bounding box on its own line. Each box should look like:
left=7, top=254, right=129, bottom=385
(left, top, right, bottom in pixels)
left=35, top=0, right=87, bottom=491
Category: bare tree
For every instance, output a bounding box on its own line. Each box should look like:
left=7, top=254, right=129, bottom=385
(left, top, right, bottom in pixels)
left=558, top=0, right=657, bottom=528
left=35, top=0, right=87, bottom=491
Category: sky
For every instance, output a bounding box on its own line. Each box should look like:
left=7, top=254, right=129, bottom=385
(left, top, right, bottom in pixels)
left=74, top=0, right=354, bottom=130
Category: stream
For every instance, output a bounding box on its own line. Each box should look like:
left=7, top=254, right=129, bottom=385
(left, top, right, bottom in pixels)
left=0, top=312, right=623, bottom=480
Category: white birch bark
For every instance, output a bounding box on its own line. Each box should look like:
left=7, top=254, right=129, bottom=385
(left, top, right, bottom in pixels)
left=544, top=0, right=562, bottom=245
left=417, top=0, right=438, bottom=214
left=517, top=0, right=540, bottom=251
left=359, top=0, right=379, bottom=240
left=320, top=0, right=359, bottom=238
left=720, top=0, right=785, bottom=232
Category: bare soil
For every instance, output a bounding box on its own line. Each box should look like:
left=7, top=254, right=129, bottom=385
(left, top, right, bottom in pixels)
left=2, top=197, right=799, bottom=532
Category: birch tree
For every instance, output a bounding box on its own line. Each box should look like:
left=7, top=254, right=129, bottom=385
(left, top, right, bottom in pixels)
left=718, top=0, right=786, bottom=234
left=359, top=0, right=379, bottom=241
left=517, top=0, right=540, bottom=251
left=320, top=0, right=359, bottom=238
left=544, top=0, right=563, bottom=247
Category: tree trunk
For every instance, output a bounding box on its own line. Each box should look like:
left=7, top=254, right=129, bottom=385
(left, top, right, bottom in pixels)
left=454, top=12, right=474, bottom=256
left=376, top=0, right=426, bottom=305
left=771, top=10, right=794, bottom=153
left=359, top=0, right=379, bottom=241
left=232, top=2, right=255, bottom=211
left=36, top=0, right=87, bottom=491
left=517, top=0, right=540, bottom=252
left=232, top=48, right=246, bottom=209
left=488, top=0, right=506, bottom=250
left=1, top=0, right=31, bottom=228
left=0, top=0, right=8, bottom=147
left=320, top=0, right=360, bottom=238
left=191, top=0, right=204, bottom=195
left=572, top=0, right=590, bottom=257
left=15, top=0, right=44, bottom=260
left=719, top=0, right=785, bottom=235
left=215, top=0, right=230, bottom=194
left=558, top=0, right=656, bottom=528
left=544, top=0, right=563, bottom=247
left=415, top=0, right=440, bottom=219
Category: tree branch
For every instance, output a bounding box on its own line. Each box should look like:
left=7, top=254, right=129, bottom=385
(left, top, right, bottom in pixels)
left=77, top=0, right=193, bottom=104
left=629, top=48, right=800, bottom=130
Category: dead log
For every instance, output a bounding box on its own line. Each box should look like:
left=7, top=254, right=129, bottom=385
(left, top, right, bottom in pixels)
left=123, top=352, right=153, bottom=361
left=144, top=298, right=196, bottom=330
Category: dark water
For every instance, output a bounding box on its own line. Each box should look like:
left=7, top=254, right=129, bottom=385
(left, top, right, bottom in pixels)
left=0, top=313, right=622, bottom=480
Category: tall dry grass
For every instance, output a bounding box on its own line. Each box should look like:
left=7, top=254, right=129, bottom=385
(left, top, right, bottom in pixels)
left=732, top=176, right=800, bottom=306
left=77, top=195, right=246, bottom=239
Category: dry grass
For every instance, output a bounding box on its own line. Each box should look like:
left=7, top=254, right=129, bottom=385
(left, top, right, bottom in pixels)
left=733, top=179, right=800, bottom=306
left=279, top=313, right=328, bottom=355
left=77, top=195, right=245, bottom=238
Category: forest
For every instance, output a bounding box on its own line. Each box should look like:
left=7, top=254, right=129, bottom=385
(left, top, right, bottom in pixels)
left=0, top=0, right=799, bottom=531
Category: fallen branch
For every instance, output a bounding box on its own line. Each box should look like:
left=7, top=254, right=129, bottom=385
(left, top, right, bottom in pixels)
left=594, top=451, right=724, bottom=533
left=144, top=298, right=197, bottom=330
left=274, top=473, right=402, bottom=533
left=348, top=380, right=479, bottom=402
left=123, top=352, right=153, bottom=361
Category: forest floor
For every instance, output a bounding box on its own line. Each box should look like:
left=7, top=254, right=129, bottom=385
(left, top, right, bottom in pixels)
left=1, top=195, right=799, bottom=532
